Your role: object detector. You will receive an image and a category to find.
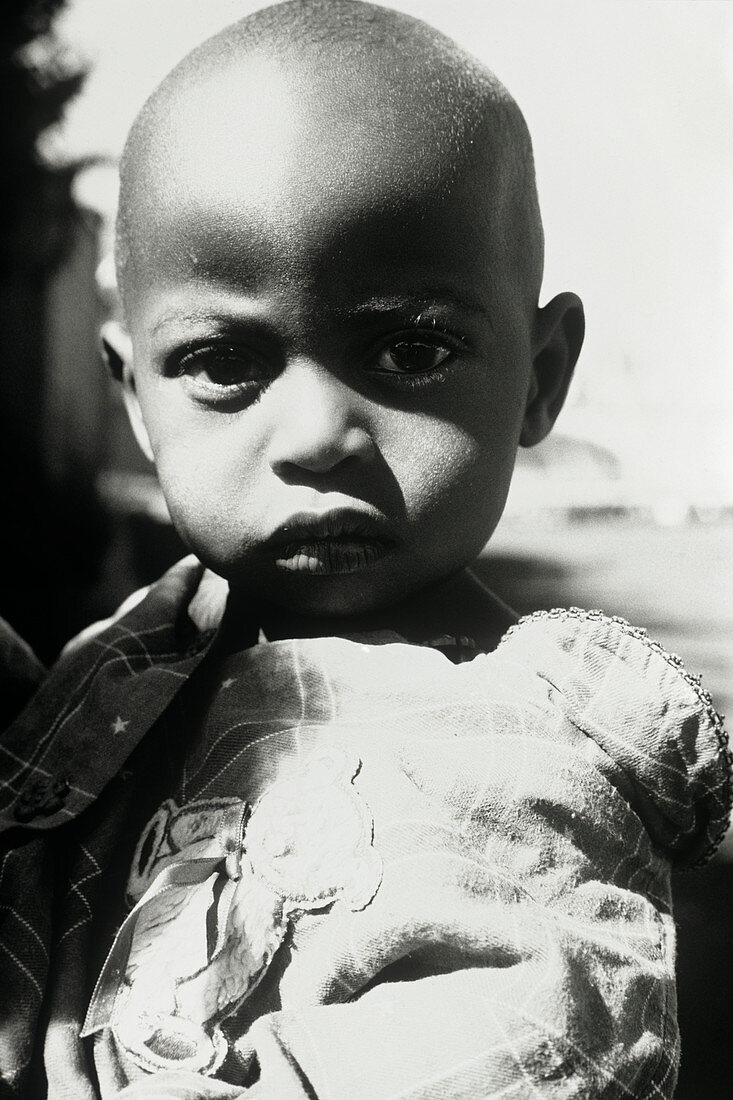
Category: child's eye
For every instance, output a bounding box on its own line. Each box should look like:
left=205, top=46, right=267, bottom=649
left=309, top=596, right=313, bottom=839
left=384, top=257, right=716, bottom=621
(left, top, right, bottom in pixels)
left=174, top=344, right=272, bottom=405
left=373, top=338, right=453, bottom=377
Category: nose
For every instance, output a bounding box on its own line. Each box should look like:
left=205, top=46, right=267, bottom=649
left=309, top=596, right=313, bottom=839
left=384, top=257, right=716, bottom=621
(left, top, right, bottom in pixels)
left=266, top=360, right=375, bottom=477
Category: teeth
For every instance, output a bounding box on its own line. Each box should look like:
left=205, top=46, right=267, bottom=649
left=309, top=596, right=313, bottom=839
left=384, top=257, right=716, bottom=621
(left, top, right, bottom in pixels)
left=274, top=539, right=386, bottom=575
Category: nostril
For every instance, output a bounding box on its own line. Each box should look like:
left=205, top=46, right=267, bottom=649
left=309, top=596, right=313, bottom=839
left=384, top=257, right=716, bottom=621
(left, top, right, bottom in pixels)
left=265, top=360, right=376, bottom=475
left=268, top=424, right=374, bottom=477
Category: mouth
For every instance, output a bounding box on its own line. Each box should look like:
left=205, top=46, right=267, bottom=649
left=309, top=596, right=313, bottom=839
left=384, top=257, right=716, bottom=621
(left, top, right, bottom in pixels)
left=267, top=509, right=396, bottom=576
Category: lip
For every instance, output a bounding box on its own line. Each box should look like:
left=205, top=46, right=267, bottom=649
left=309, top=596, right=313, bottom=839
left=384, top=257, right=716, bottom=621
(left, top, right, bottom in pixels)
left=266, top=508, right=396, bottom=576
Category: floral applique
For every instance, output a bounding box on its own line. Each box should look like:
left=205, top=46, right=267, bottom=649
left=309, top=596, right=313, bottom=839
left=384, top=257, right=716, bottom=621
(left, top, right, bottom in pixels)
left=83, top=745, right=382, bottom=1076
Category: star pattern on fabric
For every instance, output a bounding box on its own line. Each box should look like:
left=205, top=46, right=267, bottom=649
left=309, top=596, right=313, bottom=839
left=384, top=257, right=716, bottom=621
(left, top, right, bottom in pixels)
left=111, top=716, right=130, bottom=736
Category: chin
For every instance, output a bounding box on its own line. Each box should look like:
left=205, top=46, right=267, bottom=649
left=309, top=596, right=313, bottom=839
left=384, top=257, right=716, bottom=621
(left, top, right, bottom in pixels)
left=283, top=582, right=393, bottom=620
left=258, top=569, right=415, bottom=621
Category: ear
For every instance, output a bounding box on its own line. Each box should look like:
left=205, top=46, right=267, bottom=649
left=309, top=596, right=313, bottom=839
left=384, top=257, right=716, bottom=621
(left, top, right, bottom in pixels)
left=520, top=292, right=584, bottom=447
left=101, top=320, right=155, bottom=463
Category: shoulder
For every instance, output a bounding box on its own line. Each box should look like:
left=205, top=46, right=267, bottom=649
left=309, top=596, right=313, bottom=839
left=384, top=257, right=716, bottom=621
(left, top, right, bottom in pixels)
left=0, top=558, right=226, bottom=835
left=60, top=586, right=152, bottom=658
left=492, top=608, right=732, bottom=867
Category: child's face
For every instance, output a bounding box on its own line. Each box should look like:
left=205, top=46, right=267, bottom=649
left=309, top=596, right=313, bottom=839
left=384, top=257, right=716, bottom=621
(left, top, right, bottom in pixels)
left=117, top=66, right=573, bottom=618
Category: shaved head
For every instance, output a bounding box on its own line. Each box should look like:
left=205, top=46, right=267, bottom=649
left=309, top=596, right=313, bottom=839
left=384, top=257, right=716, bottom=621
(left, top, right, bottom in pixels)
left=116, top=0, right=544, bottom=316
left=108, top=0, right=583, bottom=618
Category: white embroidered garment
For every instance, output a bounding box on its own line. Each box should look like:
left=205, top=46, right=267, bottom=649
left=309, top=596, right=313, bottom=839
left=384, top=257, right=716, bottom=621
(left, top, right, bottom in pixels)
left=79, top=609, right=729, bottom=1099
left=86, top=748, right=382, bottom=1075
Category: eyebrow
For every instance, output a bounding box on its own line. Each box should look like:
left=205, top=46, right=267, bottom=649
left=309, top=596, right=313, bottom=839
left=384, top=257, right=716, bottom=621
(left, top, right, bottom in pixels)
left=347, top=291, right=494, bottom=330
left=151, top=310, right=205, bottom=338
left=149, top=306, right=268, bottom=340
left=148, top=289, right=495, bottom=341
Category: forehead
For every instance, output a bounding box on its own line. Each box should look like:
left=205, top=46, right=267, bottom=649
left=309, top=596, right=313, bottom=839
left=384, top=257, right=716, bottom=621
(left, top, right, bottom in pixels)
left=153, top=36, right=496, bottom=171
left=118, top=49, right=524, bottom=327
left=157, top=54, right=471, bottom=201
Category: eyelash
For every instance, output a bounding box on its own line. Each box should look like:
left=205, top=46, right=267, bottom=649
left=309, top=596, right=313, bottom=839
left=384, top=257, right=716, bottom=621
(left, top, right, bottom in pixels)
left=368, top=328, right=462, bottom=388
left=384, top=366, right=450, bottom=391
left=171, top=344, right=270, bottom=405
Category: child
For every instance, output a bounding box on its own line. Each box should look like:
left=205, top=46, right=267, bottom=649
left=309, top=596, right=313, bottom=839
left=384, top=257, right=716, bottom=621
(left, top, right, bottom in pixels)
left=0, top=2, right=729, bottom=1096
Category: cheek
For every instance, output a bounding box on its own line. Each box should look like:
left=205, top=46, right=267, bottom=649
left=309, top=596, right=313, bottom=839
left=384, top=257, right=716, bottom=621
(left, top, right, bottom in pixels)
left=154, top=450, right=236, bottom=552
left=388, top=399, right=522, bottom=522
left=138, top=397, right=257, bottom=541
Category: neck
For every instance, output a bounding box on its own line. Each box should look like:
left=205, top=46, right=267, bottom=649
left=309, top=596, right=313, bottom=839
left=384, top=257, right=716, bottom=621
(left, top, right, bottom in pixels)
left=221, top=568, right=517, bottom=654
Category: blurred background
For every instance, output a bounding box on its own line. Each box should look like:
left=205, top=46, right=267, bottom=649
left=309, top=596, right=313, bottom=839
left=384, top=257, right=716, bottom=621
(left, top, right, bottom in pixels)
left=1, top=1, right=731, bottom=1093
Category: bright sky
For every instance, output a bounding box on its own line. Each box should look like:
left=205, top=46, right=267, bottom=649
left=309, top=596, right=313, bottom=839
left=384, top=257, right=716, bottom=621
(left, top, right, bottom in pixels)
left=54, top=0, right=733, bottom=498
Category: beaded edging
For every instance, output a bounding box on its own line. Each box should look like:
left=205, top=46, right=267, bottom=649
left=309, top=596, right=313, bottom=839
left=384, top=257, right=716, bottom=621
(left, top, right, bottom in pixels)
left=501, top=607, right=732, bottom=867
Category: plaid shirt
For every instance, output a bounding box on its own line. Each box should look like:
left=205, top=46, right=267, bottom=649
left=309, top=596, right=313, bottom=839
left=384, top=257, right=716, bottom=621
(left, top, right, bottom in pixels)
left=0, top=556, right=730, bottom=1099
